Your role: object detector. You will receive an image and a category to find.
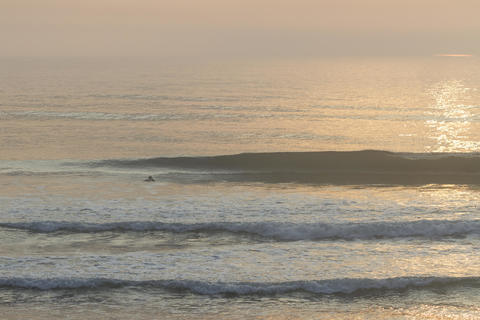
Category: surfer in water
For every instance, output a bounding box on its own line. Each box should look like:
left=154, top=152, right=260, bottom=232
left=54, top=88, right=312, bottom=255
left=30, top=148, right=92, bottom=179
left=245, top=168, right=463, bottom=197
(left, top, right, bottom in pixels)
left=144, top=176, right=155, bottom=182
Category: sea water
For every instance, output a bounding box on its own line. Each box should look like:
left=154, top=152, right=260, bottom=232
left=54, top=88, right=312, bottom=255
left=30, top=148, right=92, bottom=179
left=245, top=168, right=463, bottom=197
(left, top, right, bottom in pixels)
left=1, top=56, right=480, bottom=319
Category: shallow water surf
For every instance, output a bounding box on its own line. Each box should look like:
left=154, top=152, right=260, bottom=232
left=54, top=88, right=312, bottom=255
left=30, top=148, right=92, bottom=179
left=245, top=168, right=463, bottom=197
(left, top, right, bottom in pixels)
left=2, top=171, right=479, bottom=318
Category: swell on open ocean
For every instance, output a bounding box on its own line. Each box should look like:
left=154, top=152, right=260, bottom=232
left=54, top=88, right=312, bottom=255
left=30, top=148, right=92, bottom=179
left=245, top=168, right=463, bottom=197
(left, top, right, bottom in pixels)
left=1, top=56, right=480, bottom=319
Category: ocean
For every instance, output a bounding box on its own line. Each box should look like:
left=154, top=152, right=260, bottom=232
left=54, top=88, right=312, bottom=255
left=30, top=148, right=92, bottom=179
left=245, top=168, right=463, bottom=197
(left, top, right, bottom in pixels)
left=1, top=56, right=480, bottom=319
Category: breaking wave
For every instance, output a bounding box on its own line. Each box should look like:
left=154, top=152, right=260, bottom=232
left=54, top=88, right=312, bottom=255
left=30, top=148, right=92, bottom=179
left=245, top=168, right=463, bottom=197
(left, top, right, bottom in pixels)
left=0, top=276, right=478, bottom=295
left=89, top=150, right=480, bottom=184
left=1, top=219, right=478, bottom=240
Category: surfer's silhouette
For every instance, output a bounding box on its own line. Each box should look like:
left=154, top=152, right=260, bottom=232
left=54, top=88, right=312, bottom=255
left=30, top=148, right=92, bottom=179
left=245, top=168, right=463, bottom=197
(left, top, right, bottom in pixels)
left=144, top=176, right=155, bottom=182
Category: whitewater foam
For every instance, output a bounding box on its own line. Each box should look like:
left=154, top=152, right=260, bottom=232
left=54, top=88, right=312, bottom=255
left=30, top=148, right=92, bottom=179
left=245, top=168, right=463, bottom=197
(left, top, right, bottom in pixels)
left=1, top=219, right=478, bottom=240
left=0, top=276, right=477, bottom=295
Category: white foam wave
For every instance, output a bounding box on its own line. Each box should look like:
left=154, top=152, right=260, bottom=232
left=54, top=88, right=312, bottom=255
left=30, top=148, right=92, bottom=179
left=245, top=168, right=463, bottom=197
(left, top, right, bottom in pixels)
left=0, top=276, right=477, bottom=295
left=1, top=220, right=479, bottom=240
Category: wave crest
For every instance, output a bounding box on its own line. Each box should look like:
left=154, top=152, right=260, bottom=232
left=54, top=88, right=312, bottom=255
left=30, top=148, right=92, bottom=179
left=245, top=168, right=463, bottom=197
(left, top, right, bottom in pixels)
left=1, top=276, right=478, bottom=295
left=89, top=151, right=480, bottom=184
left=1, top=220, right=478, bottom=240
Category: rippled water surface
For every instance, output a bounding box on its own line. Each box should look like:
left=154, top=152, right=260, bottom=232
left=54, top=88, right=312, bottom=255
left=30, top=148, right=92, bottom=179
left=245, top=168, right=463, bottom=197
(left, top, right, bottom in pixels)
left=1, top=57, right=480, bottom=319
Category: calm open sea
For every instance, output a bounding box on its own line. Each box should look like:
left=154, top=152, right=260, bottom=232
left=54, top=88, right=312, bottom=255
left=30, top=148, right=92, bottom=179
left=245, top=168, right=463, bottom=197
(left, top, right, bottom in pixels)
left=1, top=56, right=480, bottom=319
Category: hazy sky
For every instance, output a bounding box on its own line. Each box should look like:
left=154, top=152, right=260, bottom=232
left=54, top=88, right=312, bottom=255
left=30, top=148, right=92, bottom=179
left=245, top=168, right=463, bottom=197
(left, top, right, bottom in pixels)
left=2, top=0, right=479, bottom=58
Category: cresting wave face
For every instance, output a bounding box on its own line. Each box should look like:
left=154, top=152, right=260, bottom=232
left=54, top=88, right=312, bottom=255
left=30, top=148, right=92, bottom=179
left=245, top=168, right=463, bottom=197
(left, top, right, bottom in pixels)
left=1, top=220, right=479, bottom=240
left=89, top=150, right=480, bottom=185
left=1, top=276, right=479, bottom=296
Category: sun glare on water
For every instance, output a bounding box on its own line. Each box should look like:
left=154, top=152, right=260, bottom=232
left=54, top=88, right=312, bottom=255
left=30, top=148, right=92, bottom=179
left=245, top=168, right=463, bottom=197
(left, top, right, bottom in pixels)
left=426, top=80, right=479, bottom=152
left=434, top=54, right=473, bottom=57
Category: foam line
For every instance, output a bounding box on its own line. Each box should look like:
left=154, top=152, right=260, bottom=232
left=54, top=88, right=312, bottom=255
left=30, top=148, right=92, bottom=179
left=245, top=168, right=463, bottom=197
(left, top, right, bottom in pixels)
left=1, top=219, right=478, bottom=240
left=0, top=276, right=478, bottom=295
